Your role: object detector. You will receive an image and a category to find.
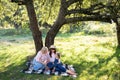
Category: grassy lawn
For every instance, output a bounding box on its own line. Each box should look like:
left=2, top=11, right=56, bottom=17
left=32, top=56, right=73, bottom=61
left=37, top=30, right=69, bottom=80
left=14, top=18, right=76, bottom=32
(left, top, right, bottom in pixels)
left=0, top=28, right=120, bottom=80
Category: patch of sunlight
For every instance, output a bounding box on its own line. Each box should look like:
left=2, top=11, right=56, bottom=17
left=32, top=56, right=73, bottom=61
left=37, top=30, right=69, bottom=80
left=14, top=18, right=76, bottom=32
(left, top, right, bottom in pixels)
left=0, top=56, right=12, bottom=72
left=61, top=52, right=72, bottom=62
left=80, top=70, right=96, bottom=80
left=106, top=57, right=118, bottom=69
left=0, top=41, right=13, bottom=46
left=85, top=55, right=98, bottom=63
left=73, top=32, right=85, bottom=36
left=78, top=36, right=100, bottom=45
left=99, top=75, right=108, bottom=80
left=78, top=46, right=88, bottom=52
left=74, top=48, right=83, bottom=56
left=48, top=76, right=61, bottom=80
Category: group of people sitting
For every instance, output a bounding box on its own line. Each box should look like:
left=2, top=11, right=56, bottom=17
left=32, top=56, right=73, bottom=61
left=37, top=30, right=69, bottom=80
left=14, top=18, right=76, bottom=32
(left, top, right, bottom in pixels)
left=22, top=45, right=77, bottom=77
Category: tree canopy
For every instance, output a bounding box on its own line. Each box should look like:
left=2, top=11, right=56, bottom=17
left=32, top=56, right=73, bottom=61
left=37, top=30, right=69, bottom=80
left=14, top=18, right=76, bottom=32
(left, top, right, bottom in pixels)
left=1, top=0, right=120, bottom=52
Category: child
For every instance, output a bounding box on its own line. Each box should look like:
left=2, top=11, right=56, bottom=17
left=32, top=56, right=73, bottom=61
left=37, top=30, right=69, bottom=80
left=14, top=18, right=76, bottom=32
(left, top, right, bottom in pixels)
left=52, top=52, right=77, bottom=76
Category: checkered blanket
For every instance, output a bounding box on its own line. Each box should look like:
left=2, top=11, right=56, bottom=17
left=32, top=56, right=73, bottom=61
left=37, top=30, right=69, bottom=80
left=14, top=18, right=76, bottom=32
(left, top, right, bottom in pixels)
left=21, top=61, right=77, bottom=78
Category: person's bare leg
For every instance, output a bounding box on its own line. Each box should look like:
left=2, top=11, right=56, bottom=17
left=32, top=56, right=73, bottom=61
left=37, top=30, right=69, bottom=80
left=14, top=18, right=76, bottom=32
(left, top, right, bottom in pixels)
left=66, top=70, right=76, bottom=75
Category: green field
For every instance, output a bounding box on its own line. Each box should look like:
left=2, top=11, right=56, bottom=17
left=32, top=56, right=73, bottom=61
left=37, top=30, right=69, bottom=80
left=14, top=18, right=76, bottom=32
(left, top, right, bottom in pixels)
left=0, top=28, right=120, bottom=80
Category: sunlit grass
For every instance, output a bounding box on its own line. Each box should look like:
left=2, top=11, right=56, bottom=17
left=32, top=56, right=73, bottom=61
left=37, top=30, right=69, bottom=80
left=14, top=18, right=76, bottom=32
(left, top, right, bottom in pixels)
left=0, top=29, right=120, bottom=80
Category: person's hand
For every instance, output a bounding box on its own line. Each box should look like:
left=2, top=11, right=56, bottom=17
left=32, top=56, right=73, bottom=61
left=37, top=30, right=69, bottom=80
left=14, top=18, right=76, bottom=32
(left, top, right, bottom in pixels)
left=43, top=60, right=47, bottom=65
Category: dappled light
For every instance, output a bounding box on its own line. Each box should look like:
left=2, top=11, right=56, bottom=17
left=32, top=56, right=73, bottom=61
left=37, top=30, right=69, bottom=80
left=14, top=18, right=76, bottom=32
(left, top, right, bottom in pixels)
left=0, top=28, right=120, bottom=80
left=0, top=0, right=120, bottom=80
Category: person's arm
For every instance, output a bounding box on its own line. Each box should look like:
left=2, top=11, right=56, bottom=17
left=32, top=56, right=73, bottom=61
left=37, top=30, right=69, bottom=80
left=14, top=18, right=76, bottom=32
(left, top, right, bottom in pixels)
left=34, top=51, right=41, bottom=61
left=39, top=53, right=49, bottom=65
left=36, top=51, right=46, bottom=64
left=38, top=59, right=47, bottom=65
left=46, top=53, right=50, bottom=63
left=54, top=59, right=59, bottom=65
left=58, top=59, right=61, bottom=63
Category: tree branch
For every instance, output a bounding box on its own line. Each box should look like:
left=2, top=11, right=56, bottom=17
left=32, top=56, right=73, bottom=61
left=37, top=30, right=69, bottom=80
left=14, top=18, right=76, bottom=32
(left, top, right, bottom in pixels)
left=66, top=0, right=79, bottom=7
left=89, top=3, right=105, bottom=11
left=67, top=9, right=100, bottom=15
left=66, top=3, right=105, bottom=16
left=65, top=15, right=112, bottom=24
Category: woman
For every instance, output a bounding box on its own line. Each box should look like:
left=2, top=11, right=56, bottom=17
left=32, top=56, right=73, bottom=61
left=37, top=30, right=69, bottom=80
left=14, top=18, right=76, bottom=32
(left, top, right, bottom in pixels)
left=45, top=45, right=57, bottom=74
left=47, top=45, right=57, bottom=69
left=32, top=46, right=50, bottom=71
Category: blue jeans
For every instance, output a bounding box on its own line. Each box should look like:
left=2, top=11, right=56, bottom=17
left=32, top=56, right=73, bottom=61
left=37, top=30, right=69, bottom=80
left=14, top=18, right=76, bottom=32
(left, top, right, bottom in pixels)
left=32, top=59, right=45, bottom=71
left=55, top=64, right=66, bottom=73
left=47, top=59, right=66, bottom=73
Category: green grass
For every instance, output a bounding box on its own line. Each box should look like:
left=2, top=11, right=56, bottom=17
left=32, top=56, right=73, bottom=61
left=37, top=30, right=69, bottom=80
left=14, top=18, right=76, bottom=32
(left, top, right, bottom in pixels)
left=0, top=28, right=120, bottom=80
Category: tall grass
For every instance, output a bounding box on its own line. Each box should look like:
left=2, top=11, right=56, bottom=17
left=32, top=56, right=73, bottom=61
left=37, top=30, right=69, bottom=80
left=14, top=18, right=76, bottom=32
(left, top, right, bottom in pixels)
left=0, top=28, right=120, bottom=80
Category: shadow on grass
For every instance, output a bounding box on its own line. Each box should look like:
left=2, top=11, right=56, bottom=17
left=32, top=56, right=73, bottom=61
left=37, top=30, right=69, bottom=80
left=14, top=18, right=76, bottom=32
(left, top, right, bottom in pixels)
left=0, top=60, right=76, bottom=80
left=0, top=61, right=55, bottom=80
left=68, top=46, right=120, bottom=80
left=87, top=46, right=119, bottom=79
left=90, top=46, right=120, bottom=72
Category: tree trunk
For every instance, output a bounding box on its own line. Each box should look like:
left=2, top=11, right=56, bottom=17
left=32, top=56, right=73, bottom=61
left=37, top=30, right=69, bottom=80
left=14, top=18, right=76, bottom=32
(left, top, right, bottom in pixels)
left=45, top=0, right=67, bottom=48
left=45, top=22, right=64, bottom=48
left=116, top=21, right=120, bottom=46
left=25, top=0, right=43, bottom=53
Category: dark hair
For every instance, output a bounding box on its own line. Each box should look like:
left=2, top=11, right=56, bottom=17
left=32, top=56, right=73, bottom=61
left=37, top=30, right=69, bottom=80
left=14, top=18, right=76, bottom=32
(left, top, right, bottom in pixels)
left=56, top=52, right=61, bottom=59
left=49, top=48, right=56, bottom=57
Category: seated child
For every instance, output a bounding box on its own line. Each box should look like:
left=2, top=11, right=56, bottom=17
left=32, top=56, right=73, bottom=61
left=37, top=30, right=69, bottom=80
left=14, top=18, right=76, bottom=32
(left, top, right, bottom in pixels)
left=52, top=52, right=77, bottom=76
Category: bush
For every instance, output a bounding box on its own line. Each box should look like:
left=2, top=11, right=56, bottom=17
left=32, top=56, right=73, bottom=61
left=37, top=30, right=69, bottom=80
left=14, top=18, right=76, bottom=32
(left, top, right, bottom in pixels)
left=83, top=22, right=115, bottom=35
left=60, top=22, right=115, bottom=35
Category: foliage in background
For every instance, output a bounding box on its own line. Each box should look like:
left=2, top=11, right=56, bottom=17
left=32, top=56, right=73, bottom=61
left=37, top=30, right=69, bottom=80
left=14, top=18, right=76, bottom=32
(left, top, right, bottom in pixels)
left=1, top=0, right=119, bottom=31
left=83, top=22, right=116, bottom=35
left=0, top=0, right=60, bottom=29
left=60, top=22, right=116, bottom=36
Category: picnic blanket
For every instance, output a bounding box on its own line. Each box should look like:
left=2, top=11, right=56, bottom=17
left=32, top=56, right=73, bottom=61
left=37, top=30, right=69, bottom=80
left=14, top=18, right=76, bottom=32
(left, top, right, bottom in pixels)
left=21, top=60, right=77, bottom=78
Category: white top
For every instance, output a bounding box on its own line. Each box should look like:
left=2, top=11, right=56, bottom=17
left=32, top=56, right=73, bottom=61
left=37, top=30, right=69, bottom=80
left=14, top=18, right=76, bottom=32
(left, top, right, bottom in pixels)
left=49, top=53, right=56, bottom=62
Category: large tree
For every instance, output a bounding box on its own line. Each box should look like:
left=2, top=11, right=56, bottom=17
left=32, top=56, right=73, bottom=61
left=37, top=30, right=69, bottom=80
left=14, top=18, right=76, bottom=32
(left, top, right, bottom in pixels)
left=11, top=0, right=43, bottom=53
left=25, top=0, right=43, bottom=53
left=45, top=0, right=120, bottom=47
left=11, top=0, right=120, bottom=53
